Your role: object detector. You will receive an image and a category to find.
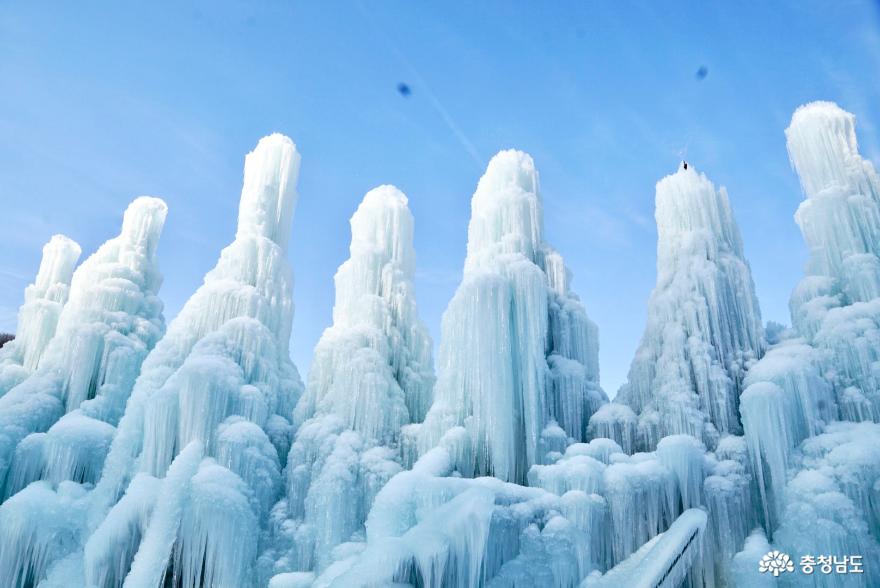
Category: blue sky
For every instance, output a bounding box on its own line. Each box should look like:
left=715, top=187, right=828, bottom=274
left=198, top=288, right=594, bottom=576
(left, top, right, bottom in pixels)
left=1, top=1, right=879, bottom=396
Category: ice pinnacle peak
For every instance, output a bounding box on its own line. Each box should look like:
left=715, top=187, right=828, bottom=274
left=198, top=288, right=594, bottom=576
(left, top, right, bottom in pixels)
left=405, top=150, right=604, bottom=484
left=236, top=133, right=301, bottom=251
left=0, top=235, right=81, bottom=379
left=118, top=197, right=168, bottom=260
left=31, top=235, right=81, bottom=297
left=655, top=165, right=744, bottom=259
left=786, top=101, right=872, bottom=200
left=279, top=185, right=433, bottom=572
left=785, top=101, right=880, bottom=305
left=477, top=149, right=539, bottom=196
left=466, top=149, right=543, bottom=268
left=348, top=184, right=415, bottom=278
left=615, top=166, right=763, bottom=450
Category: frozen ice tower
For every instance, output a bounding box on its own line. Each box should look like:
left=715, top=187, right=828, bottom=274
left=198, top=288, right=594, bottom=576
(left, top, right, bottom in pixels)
left=0, top=235, right=81, bottom=396
left=293, top=185, right=434, bottom=433
left=0, top=198, right=167, bottom=498
left=267, top=186, right=435, bottom=579
left=613, top=165, right=765, bottom=451
left=405, top=150, right=605, bottom=484
left=785, top=101, right=880, bottom=421
left=730, top=102, right=880, bottom=588
left=18, top=133, right=304, bottom=588
left=0, top=196, right=168, bottom=586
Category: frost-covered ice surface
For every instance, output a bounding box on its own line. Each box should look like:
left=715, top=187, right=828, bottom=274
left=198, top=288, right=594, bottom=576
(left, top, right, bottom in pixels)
left=2, top=101, right=880, bottom=588
left=613, top=165, right=765, bottom=453
left=404, top=150, right=606, bottom=485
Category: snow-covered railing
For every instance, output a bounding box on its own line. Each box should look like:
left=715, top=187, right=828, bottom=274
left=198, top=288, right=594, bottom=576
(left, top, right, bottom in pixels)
left=583, top=508, right=707, bottom=588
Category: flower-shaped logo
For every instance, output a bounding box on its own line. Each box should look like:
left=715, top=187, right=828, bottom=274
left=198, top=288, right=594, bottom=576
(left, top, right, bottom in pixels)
left=759, top=550, right=795, bottom=576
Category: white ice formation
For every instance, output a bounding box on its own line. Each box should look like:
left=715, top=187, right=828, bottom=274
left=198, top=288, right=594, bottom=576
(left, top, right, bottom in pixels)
left=0, top=234, right=81, bottom=396
left=0, top=195, right=168, bottom=585
left=84, top=134, right=304, bottom=588
left=1, top=102, right=880, bottom=588
left=0, top=197, right=167, bottom=500
left=267, top=185, right=435, bottom=579
left=732, top=102, right=880, bottom=587
left=404, top=150, right=605, bottom=485
left=611, top=165, right=765, bottom=452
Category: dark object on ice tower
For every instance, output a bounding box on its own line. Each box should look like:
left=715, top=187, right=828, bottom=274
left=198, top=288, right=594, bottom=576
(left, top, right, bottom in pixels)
left=683, top=161, right=688, bottom=170
left=0, top=333, right=13, bottom=348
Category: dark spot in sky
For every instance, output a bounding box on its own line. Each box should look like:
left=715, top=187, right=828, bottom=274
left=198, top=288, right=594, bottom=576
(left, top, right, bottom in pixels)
left=695, top=65, right=708, bottom=81
left=397, top=83, right=412, bottom=97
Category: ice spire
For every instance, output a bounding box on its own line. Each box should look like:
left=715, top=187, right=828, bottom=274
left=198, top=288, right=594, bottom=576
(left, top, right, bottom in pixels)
left=293, top=185, right=434, bottom=436
left=236, top=133, right=301, bottom=253
left=612, top=164, right=764, bottom=452
left=404, top=150, right=605, bottom=484
left=739, top=102, right=880, bottom=546
left=782, top=102, right=880, bottom=422
left=0, top=197, right=168, bottom=586
left=0, top=235, right=81, bottom=396
left=787, top=101, right=880, bottom=307
left=270, top=186, right=435, bottom=578
left=78, top=134, right=303, bottom=588
left=0, top=198, right=167, bottom=498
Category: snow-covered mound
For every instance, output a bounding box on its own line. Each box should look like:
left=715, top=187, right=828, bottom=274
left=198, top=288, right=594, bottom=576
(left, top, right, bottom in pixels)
left=266, top=185, right=435, bottom=579
left=613, top=165, right=765, bottom=452
left=405, top=150, right=605, bottom=485
left=311, top=443, right=600, bottom=587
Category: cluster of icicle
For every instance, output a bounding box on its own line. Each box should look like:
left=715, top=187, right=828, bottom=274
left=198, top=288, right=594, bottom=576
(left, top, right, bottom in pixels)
left=0, top=100, right=879, bottom=588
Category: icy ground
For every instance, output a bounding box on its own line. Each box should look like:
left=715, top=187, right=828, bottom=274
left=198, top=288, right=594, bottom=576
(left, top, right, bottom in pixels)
left=0, top=101, right=878, bottom=587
